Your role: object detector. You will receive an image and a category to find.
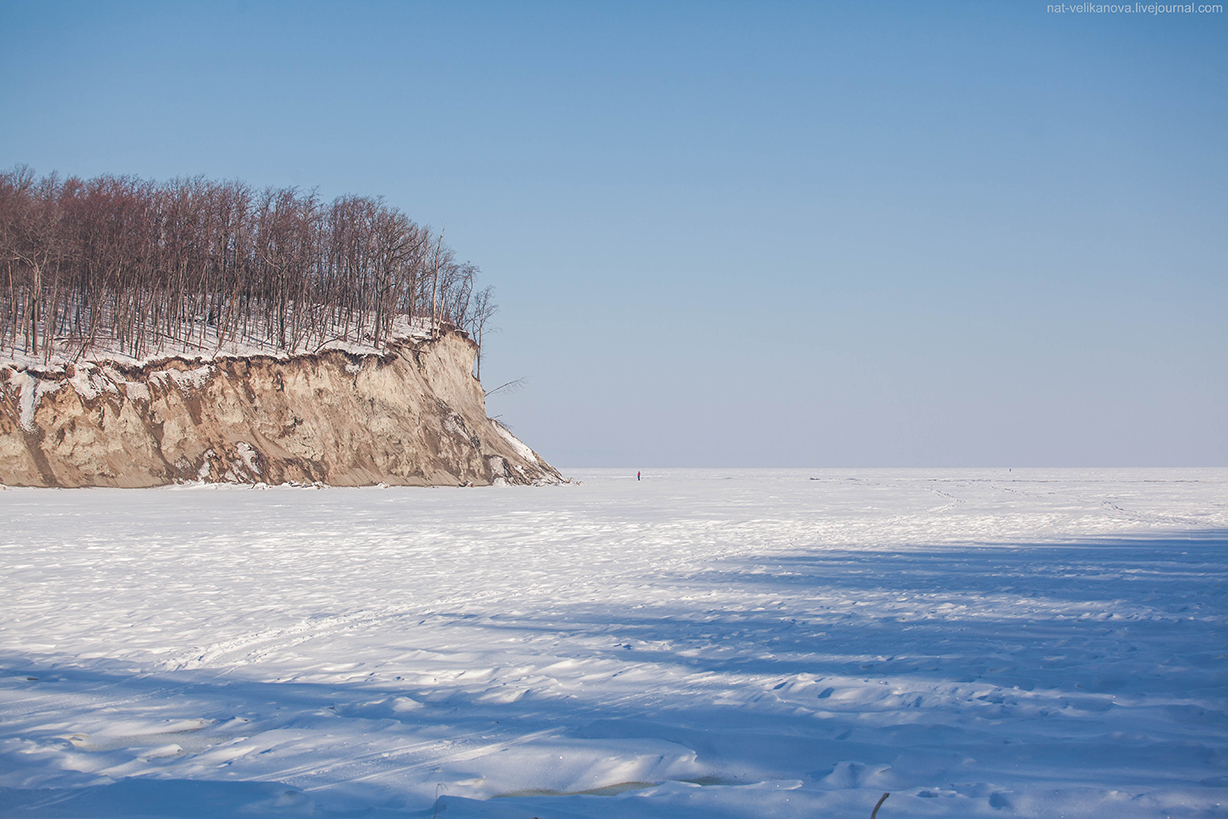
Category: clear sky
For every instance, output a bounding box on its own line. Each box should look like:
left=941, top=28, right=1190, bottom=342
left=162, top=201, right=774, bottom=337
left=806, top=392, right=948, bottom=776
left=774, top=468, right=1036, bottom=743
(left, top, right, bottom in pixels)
left=2, top=0, right=1224, bottom=467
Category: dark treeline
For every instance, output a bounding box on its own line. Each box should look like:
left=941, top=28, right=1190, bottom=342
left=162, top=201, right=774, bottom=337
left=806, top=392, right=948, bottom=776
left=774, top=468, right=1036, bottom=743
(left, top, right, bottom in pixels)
left=0, top=166, right=497, bottom=363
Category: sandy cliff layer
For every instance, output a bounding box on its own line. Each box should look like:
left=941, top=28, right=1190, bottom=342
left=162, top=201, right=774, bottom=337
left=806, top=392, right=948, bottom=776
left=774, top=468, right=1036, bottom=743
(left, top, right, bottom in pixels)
left=0, top=331, right=562, bottom=487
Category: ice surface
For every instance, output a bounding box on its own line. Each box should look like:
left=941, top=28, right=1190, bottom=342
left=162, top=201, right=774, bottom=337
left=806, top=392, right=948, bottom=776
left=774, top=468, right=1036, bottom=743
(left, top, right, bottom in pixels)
left=0, top=468, right=1224, bottom=818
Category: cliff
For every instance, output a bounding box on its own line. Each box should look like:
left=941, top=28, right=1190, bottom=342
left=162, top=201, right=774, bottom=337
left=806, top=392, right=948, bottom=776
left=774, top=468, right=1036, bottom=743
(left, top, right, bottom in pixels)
left=0, top=331, right=563, bottom=488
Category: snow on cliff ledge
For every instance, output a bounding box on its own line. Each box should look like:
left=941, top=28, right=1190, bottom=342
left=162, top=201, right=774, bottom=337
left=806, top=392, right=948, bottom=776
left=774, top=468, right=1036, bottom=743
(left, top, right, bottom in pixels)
left=0, top=330, right=563, bottom=488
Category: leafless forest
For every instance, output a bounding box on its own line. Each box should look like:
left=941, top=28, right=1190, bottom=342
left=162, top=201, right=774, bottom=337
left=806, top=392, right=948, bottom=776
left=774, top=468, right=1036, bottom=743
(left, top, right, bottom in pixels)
left=0, top=166, right=497, bottom=364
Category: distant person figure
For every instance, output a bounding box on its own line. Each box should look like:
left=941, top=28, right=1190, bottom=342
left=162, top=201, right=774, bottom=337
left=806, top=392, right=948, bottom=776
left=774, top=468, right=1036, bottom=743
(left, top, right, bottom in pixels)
left=637, top=471, right=641, bottom=481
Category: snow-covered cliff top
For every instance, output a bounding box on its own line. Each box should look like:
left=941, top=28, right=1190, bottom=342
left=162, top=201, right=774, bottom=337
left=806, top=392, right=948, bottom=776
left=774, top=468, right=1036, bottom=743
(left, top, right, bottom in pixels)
left=1, top=315, right=444, bottom=374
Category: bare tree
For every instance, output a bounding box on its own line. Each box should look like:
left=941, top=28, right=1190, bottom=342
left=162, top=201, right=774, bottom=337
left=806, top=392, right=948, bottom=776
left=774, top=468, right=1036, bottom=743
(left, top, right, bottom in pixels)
left=0, top=167, right=498, bottom=365
left=469, top=285, right=497, bottom=380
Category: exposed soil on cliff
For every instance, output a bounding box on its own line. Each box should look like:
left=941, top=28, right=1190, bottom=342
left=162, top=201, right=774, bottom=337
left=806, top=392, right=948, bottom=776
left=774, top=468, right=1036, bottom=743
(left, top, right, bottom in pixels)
left=0, top=331, right=562, bottom=487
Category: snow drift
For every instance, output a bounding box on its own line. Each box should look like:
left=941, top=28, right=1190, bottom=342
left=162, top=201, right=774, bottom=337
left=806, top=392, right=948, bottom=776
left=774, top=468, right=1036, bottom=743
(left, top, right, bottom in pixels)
left=0, top=330, right=561, bottom=487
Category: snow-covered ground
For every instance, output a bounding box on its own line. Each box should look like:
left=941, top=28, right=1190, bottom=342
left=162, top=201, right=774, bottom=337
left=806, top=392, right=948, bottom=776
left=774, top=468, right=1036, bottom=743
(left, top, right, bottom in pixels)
left=3, top=314, right=436, bottom=373
left=1, top=468, right=1224, bottom=818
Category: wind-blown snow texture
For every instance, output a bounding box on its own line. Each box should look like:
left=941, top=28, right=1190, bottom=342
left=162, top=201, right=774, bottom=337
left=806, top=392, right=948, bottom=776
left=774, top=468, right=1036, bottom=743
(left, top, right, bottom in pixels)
left=1, top=469, right=1224, bottom=818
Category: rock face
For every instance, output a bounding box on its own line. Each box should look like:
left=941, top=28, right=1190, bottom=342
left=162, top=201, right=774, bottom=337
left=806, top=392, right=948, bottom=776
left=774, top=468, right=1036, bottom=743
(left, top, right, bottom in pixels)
left=0, top=331, right=562, bottom=488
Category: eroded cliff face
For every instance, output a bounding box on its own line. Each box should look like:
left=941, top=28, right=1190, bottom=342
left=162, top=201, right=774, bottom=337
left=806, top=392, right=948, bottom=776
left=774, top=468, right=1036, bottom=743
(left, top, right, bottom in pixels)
left=0, top=331, right=562, bottom=488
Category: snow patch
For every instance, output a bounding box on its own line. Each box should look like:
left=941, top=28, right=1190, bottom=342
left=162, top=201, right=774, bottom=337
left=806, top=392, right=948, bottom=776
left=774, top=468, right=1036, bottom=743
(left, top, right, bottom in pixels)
left=150, top=364, right=212, bottom=392
left=122, top=379, right=150, bottom=403
left=494, top=421, right=537, bottom=463
left=14, top=372, right=59, bottom=432
left=197, top=450, right=215, bottom=481
left=234, top=442, right=260, bottom=476
left=66, top=363, right=116, bottom=401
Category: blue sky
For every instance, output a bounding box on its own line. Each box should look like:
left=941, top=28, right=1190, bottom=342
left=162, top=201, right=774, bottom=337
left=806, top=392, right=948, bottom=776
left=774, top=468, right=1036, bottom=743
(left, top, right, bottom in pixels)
left=2, top=1, right=1224, bottom=466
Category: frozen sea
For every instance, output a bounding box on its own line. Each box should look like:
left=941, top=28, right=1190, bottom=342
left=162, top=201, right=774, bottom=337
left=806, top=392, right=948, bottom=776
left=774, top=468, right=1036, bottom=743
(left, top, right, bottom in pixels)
left=0, top=468, right=1224, bottom=818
